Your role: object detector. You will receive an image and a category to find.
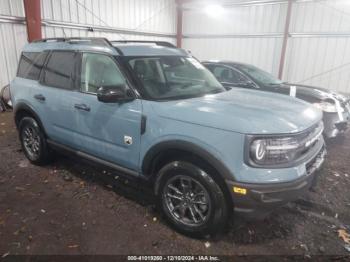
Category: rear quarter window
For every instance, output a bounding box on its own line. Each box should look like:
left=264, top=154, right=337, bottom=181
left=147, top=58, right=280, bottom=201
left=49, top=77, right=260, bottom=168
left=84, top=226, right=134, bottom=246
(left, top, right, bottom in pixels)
left=17, top=52, right=48, bottom=80
left=42, top=51, right=76, bottom=90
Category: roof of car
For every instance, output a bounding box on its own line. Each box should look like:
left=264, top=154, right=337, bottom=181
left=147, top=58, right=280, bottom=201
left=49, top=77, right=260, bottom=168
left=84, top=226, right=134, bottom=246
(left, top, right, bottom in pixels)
left=22, top=38, right=188, bottom=57
left=112, top=43, right=188, bottom=57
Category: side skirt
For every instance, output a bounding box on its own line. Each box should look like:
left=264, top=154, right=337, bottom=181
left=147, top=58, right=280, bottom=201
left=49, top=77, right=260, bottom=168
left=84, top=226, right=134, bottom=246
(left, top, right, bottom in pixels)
left=47, top=139, right=146, bottom=182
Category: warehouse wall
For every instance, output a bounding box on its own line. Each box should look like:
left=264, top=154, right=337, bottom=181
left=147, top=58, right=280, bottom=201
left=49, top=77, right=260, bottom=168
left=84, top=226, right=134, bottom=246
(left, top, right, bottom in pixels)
left=182, top=3, right=287, bottom=77
left=0, top=0, right=176, bottom=88
left=40, top=0, right=176, bottom=41
left=0, top=0, right=27, bottom=88
left=183, top=0, right=350, bottom=94
left=2, top=0, right=350, bottom=94
left=284, top=0, right=350, bottom=93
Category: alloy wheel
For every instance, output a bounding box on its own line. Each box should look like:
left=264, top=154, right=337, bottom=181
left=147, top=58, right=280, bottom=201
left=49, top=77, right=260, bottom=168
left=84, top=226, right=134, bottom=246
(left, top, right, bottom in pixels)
left=163, top=175, right=211, bottom=226
left=22, top=126, right=40, bottom=159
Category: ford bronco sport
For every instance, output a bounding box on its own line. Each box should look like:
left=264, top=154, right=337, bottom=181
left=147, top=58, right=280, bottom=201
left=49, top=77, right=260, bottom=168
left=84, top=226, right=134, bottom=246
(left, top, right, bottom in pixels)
left=11, top=38, right=326, bottom=237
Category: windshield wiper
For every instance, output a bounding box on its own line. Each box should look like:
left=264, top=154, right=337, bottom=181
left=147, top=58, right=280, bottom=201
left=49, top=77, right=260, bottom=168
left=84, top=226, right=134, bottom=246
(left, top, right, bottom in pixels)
left=160, top=94, right=203, bottom=101
left=207, top=88, right=224, bottom=94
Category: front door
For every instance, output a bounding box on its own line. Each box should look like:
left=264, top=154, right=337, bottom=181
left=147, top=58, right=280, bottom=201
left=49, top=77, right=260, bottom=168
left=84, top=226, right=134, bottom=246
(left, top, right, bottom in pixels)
left=73, top=52, right=142, bottom=172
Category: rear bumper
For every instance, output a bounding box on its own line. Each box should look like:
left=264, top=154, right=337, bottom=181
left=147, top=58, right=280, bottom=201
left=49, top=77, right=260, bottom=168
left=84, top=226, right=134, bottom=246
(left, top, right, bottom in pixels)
left=226, top=147, right=326, bottom=219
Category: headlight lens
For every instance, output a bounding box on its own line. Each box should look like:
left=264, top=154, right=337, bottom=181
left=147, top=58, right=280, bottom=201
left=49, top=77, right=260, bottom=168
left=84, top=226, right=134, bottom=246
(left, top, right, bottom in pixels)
left=248, top=122, right=324, bottom=167
left=250, top=137, right=299, bottom=165
left=313, top=101, right=343, bottom=113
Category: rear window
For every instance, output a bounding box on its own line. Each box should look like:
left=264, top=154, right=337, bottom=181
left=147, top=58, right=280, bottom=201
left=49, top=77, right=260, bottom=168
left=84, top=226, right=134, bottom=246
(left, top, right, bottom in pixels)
left=42, top=51, right=76, bottom=89
left=17, top=52, right=47, bottom=80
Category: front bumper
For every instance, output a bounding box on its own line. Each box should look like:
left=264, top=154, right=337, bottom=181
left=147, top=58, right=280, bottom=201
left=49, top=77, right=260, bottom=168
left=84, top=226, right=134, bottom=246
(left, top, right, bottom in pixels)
left=226, top=147, right=326, bottom=219
left=323, top=112, right=349, bottom=138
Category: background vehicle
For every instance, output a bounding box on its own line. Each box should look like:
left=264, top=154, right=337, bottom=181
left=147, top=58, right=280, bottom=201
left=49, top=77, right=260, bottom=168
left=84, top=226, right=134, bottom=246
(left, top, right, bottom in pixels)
left=11, top=38, right=325, bottom=237
left=0, top=85, right=12, bottom=111
left=204, top=61, right=350, bottom=139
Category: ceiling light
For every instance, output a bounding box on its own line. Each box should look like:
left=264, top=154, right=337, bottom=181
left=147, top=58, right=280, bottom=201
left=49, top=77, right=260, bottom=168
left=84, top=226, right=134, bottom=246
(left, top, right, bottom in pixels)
left=204, top=4, right=225, bottom=17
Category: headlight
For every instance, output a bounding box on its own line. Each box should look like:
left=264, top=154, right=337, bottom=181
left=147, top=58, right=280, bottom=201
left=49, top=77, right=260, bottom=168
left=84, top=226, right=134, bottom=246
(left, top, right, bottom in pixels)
left=247, top=122, right=324, bottom=167
left=313, top=101, right=343, bottom=113
left=250, top=137, right=299, bottom=166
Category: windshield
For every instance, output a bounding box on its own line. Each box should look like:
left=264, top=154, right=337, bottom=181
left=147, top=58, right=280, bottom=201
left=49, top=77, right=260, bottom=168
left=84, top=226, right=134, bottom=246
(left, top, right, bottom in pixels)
left=238, top=64, right=282, bottom=85
left=127, top=56, right=225, bottom=100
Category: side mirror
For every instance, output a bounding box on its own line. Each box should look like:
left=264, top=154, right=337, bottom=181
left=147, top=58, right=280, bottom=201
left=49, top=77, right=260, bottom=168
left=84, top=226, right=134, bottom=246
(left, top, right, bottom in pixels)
left=97, top=84, right=134, bottom=103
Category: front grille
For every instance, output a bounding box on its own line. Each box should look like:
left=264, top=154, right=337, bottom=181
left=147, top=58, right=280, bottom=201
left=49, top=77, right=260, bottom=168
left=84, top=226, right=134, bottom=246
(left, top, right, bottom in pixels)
left=293, top=122, right=324, bottom=161
left=306, top=146, right=326, bottom=175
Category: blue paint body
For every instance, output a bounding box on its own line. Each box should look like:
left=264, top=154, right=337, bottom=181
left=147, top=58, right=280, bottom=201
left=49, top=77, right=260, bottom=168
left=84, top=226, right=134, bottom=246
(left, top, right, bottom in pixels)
left=11, top=41, right=323, bottom=185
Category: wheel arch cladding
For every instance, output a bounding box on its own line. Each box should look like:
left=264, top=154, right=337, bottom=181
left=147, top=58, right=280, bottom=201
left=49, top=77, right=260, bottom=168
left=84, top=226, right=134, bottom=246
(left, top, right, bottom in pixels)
left=142, top=140, right=235, bottom=210
left=142, top=140, right=233, bottom=180
left=14, top=103, right=47, bottom=136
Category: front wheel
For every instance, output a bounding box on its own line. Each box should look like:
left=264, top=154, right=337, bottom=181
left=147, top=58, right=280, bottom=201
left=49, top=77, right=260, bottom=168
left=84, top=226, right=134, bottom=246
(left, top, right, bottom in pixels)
left=156, top=161, right=229, bottom=238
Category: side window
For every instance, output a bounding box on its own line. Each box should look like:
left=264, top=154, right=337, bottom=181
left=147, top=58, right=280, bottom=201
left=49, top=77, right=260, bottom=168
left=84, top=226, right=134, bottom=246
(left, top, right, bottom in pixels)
left=17, top=52, right=48, bottom=80
left=212, top=66, right=247, bottom=84
left=80, top=53, right=126, bottom=94
left=43, top=51, right=76, bottom=89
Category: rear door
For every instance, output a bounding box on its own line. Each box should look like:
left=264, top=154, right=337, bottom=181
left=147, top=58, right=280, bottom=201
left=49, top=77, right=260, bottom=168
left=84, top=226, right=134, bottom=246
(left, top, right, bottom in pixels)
left=39, top=50, right=81, bottom=148
left=14, top=51, right=49, bottom=124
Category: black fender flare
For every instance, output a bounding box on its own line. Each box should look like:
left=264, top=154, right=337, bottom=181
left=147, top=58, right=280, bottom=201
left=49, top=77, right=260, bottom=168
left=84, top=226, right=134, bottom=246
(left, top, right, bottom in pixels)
left=13, top=102, right=47, bottom=136
left=142, top=140, right=235, bottom=182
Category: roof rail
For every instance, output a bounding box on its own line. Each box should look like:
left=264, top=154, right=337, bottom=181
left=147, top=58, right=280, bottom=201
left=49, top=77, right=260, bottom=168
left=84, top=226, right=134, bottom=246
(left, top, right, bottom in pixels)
left=32, top=37, right=113, bottom=47
left=110, top=40, right=176, bottom=48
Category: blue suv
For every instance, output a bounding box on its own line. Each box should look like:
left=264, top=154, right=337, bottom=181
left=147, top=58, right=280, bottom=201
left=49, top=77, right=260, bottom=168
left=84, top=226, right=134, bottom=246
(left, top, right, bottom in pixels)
left=11, top=38, right=326, bottom=237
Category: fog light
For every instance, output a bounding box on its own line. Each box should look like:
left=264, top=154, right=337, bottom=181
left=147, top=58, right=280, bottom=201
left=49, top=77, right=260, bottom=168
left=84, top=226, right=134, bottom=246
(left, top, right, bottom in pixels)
left=233, top=187, right=247, bottom=195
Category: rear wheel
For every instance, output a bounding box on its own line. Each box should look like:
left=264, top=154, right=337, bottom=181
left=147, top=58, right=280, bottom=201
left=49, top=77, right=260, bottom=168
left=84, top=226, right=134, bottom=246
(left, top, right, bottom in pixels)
left=156, top=161, right=228, bottom=238
left=19, top=117, right=52, bottom=165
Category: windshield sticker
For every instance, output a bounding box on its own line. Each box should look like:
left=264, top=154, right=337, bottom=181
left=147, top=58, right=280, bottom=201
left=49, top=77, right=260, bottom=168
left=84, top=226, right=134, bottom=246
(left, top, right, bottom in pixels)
left=335, top=99, right=344, bottom=121
left=289, top=86, right=296, bottom=97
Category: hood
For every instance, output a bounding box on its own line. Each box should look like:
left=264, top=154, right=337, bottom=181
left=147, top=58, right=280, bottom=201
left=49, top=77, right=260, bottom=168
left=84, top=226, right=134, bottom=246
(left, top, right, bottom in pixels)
left=152, top=89, right=322, bottom=134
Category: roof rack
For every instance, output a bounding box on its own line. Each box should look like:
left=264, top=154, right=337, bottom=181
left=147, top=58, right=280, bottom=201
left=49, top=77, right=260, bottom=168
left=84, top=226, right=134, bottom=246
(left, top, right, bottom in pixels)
left=32, top=37, right=113, bottom=47
left=110, top=40, right=176, bottom=48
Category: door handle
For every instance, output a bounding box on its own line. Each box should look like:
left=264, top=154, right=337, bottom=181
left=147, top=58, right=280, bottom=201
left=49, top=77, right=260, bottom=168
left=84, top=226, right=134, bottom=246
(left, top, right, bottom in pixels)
left=74, top=103, right=91, bottom=112
left=34, top=94, right=46, bottom=101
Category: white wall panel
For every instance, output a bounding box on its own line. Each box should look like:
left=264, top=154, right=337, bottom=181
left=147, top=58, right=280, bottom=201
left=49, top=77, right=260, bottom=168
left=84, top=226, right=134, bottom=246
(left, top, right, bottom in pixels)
left=41, top=0, right=176, bottom=34
left=283, top=0, right=350, bottom=93
left=0, top=23, right=27, bottom=88
left=3, top=0, right=349, bottom=93
left=0, top=0, right=26, bottom=87
left=291, top=0, right=350, bottom=33
left=182, top=2, right=287, bottom=78
left=183, top=37, right=283, bottom=76
left=183, top=0, right=350, bottom=94
left=183, top=3, right=287, bottom=35
left=0, top=0, right=176, bottom=88
left=0, top=0, right=24, bottom=16
left=284, top=36, right=350, bottom=93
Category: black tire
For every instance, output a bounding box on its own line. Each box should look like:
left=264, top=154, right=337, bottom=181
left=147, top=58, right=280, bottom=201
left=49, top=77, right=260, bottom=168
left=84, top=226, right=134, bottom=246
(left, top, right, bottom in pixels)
left=19, top=117, right=52, bottom=165
left=156, top=161, right=229, bottom=238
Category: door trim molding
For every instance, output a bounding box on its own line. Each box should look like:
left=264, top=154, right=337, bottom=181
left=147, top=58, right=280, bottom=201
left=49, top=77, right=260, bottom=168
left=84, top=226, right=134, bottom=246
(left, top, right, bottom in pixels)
left=47, top=139, right=139, bottom=177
